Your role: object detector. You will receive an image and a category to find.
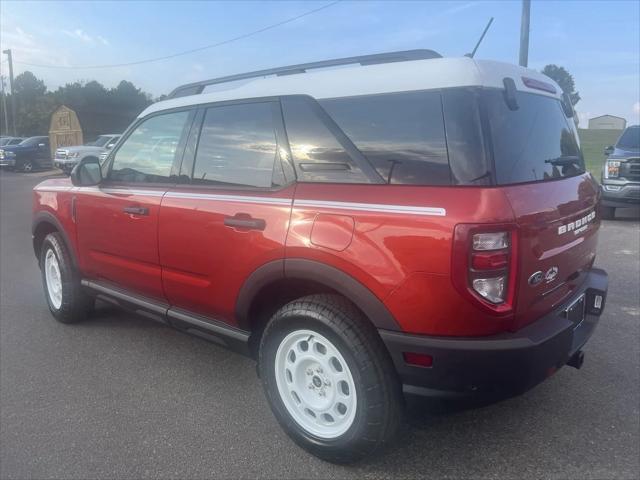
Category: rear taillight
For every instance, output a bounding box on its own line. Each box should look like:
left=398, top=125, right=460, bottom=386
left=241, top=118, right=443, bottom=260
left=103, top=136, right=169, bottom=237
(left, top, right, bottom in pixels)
left=452, top=225, right=518, bottom=316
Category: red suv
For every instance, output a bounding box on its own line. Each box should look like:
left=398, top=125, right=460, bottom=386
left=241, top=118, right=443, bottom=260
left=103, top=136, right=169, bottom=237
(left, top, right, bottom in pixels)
left=32, top=50, right=608, bottom=463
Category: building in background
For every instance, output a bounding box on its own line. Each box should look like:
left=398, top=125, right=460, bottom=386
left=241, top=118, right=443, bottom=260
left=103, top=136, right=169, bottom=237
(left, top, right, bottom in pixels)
left=588, top=115, right=627, bottom=130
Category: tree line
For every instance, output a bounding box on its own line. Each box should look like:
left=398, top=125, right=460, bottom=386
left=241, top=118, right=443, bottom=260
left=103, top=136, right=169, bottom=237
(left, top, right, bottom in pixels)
left=0, top=71, right=156, bottom=141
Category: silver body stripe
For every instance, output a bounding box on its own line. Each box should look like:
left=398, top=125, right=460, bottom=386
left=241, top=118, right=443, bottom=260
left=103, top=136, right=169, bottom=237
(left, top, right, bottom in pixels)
left=34, top=186, right=72, bottom=192
left=100, top=188, right=165, bottom=197
left=164, top=191, right=291, bottom=205
left=294, top=199, right=446, bottom=217
left=36, top=187, right=445, bottom=216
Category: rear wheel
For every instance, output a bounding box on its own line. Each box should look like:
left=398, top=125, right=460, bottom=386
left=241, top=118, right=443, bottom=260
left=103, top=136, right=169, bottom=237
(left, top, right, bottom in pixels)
left=19, top=160, right=34, bottom=172
left=601, top=206, right=616, bottom=220
left=40, top=232, right=93, bottom=323
left=259, top=294, right=403, bottom=463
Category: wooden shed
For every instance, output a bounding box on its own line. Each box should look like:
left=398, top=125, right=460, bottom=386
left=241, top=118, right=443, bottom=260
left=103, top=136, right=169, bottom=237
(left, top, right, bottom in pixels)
left=48, top=105, right=83, bottom=157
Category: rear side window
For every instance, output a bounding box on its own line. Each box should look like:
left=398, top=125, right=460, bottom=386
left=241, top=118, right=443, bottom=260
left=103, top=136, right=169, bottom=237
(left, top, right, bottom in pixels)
left=320, top=91, right=450, bottom=185
left=281, top=97, right=371, bottom=184
left=193, top=102, right=281, bottom=188
left=109, top=110, right=191, bottom=183
left=483, top=90, right=584, bottom=185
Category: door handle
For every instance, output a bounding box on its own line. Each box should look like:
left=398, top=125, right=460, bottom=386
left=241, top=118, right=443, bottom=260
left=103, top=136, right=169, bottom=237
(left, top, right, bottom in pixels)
left=123, top=206, right=149, bottom=216
left=224, top=216, right=266, bottom=231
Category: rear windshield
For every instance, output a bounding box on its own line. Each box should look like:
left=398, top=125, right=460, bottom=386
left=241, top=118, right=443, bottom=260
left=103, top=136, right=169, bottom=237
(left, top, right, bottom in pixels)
left=482, top=90, right=584, bottom=185
left=616, top=127, right=640, bottom=151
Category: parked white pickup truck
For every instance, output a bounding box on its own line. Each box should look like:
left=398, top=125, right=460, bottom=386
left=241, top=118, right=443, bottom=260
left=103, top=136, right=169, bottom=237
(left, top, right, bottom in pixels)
left=54, top=134, right=120, bottom=174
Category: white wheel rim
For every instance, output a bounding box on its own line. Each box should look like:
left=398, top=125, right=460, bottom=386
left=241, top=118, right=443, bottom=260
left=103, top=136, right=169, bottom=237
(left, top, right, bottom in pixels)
left=274, top=329, right=357, bottom=439
left=44, top=249, right=62, bottom=309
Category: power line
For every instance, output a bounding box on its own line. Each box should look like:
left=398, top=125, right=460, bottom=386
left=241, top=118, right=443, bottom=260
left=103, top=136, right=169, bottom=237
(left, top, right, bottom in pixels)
left=13, top=1, right=340, bottom=70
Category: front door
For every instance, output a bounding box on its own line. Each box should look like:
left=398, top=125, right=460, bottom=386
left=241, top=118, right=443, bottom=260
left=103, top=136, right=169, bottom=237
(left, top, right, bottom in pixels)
left=75, top=109, right=194, bottom=301
left=159, top=101, right=295, bottom=325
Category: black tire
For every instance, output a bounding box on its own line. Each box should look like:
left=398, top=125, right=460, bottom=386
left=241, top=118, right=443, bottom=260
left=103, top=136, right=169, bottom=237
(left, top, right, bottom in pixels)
left=258, top=294, right=403, bottom=463
left=601, top=206, right=616, bottom=220
left=19, top=160, right=34, bottom=172
left=39, top=232, right=93, bottom=323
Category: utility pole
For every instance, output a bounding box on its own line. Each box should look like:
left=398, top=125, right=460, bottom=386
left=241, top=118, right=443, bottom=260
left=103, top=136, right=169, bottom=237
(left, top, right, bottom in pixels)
left=1, top=76, right=9, bottom=137
left=2, top=49, right=16, bottom=136
left=519, top=0, right=531, bottom=67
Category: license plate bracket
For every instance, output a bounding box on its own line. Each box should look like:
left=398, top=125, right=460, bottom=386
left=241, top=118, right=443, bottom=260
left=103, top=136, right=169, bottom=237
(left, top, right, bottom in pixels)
left=565, top=293, right=586, bottom=326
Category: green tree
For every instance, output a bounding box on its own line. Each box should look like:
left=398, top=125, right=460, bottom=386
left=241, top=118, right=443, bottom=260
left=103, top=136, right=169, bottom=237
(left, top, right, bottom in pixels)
left=12, top=71, right=54, bottom=135
left=542, top=64, right=581, bottom=105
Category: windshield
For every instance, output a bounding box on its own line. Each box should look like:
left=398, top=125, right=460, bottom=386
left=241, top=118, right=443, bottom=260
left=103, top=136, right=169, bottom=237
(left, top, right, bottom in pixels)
left=482, top=90, right=585, bottom=185
left=19, top=137, right=45, bottom=147
left=616, top=127, right=640, bottom=151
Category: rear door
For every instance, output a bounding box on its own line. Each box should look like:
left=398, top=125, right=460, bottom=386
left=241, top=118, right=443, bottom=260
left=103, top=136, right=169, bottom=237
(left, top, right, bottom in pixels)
left=75, top=109, right=194, bottom=301
left=481, top=89, right=599, bottom=329
left=159, top=100, right=295, bottom=325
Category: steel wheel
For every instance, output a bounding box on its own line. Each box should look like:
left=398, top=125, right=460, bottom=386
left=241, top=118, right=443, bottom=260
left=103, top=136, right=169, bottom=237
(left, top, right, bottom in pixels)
left=274, top=329, right=357, bottom=439
left=44, top=248, right=63, bottom=309
left=22, top=161, right=33, bottom=172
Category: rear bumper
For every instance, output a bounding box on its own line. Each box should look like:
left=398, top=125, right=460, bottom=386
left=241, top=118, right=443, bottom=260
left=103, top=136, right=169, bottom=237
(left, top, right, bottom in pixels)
left=380, top=268, right=608, bottom=397
left=601, top=183, right=640, bottom=207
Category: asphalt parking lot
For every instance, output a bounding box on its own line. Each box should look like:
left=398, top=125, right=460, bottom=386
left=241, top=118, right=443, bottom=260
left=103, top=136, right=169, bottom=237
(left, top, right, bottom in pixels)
left=1, top=169, right=639, bottom=479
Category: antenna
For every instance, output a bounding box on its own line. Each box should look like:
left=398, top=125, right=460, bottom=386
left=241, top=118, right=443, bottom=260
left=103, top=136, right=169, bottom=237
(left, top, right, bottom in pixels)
left=466, top=17, right=494, bottom=58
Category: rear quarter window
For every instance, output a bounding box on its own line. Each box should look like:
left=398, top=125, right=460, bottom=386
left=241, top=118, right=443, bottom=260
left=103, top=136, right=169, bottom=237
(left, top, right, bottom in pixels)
left=320, top=91, right=451, bottom=185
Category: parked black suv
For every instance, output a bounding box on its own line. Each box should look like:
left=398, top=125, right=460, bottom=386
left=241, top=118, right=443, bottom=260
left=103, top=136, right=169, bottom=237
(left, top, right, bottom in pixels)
left=601, top=125, right=640, bottom=218
left=0, top=136, right=52, bottom=172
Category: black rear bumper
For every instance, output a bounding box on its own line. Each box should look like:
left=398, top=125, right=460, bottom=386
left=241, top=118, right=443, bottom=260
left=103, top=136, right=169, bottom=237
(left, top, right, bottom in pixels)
left=380, top=268, right=608, bottom=397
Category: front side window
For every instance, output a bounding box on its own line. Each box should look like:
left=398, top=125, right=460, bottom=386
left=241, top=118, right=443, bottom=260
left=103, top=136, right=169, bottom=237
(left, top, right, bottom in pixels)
left=281, top=97, right=371, bottom=184
left=109, top=110, right=191, bottom=183
left=483, top=90, right=584, bottom=185
left=320, top=91, right=450, bottom=185
left=192, top=102, right=280, bottom=188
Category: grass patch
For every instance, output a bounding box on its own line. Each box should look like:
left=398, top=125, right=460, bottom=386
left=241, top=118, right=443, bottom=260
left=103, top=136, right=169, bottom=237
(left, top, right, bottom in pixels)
left=578, top=128, right=622, bottom=180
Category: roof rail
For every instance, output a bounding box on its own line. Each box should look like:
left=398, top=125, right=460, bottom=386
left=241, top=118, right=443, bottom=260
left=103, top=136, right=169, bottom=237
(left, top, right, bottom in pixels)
left=167, top=49, right=442, bottom=99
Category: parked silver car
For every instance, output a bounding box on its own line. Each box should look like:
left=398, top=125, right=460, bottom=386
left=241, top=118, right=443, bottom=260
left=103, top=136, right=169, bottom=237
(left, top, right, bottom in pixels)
left=54, top=134, right=120, bottom=174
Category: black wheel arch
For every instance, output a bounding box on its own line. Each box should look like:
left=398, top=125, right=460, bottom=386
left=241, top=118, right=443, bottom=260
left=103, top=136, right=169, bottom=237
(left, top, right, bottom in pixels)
left=32, top=212, right=79, bottom=268
left=235, top=258, right=400, bottom=332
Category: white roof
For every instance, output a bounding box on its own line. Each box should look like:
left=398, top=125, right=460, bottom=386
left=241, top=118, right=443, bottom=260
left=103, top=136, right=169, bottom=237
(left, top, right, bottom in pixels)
left=140, top=57, right=562, bottom=118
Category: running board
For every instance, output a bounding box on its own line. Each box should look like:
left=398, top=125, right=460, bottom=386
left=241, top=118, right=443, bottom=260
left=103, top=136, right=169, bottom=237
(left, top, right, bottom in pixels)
left=81, top=279, right=251, bottom=356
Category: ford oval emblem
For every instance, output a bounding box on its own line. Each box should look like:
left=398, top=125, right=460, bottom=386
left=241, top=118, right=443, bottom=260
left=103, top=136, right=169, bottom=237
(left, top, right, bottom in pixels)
left=528, top=271, right=543, bottom=286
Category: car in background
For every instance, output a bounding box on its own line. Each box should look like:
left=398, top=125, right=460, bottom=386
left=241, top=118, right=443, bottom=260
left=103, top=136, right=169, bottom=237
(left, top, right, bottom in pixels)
left=0, top=137, right=25, bottom=147
left=0, top=136, right=52, bottom=172
left=54, top=134, right=120, bottom=174
left=601, top=125, right=640, bottom=219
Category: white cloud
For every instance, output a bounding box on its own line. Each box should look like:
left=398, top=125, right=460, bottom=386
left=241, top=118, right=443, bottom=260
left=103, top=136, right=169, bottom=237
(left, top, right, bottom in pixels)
left=633, top=102, right=640, bottom=115
left=62, top=28, right=93, bottom=43
left=61, top=29, right=109, bottom=47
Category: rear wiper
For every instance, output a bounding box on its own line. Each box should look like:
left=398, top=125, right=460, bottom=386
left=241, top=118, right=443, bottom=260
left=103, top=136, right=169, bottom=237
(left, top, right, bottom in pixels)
left=544, top=156, right=581, bottom=166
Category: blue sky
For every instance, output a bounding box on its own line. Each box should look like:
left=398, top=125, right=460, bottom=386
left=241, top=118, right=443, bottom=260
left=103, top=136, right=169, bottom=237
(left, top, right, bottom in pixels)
left=1, top=0, right=639, bottom=125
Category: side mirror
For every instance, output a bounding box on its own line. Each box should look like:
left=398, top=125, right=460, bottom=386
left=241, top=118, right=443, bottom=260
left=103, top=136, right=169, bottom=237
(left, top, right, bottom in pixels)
left=71, top=157, right=102, bottom=186
left=604, top=145, right=614, bottom=156
left=38, top=143, right=46, bottom=148
left=106, top=143, right=115, bottom=150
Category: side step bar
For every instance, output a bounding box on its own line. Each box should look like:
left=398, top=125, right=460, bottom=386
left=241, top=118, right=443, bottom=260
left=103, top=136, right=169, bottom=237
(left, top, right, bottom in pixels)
left=81, top=279, right=251, bottom=356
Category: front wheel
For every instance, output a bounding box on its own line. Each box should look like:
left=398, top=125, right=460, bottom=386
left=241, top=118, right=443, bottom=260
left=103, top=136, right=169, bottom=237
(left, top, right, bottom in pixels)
left=258, top=294, right=403, bottom=463
left=40, top=232, right=93, bottom=323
